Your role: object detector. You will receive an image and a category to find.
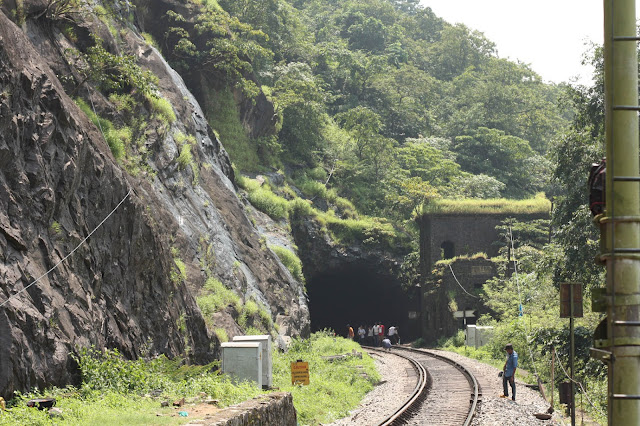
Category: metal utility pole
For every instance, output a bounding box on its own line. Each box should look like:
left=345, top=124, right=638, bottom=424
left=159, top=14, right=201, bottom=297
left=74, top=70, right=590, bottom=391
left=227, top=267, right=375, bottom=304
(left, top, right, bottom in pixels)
left=602, top=1, right=640, bottom=424
left=561, top=283, right=583, bottom=425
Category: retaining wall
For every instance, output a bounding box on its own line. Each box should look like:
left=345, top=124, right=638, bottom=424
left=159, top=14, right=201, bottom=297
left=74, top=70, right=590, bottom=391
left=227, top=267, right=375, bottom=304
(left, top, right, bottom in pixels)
left=205, top=392, right=296, bottom=426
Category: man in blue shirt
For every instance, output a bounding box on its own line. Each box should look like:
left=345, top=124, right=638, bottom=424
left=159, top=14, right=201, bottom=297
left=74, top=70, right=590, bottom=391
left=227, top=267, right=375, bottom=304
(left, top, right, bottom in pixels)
left=501, top=343, right=518, bottom=401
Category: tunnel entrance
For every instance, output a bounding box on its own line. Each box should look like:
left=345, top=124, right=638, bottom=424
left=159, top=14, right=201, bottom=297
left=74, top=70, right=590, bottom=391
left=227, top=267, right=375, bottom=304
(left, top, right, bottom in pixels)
left=307, top=266, right=417, bottom=341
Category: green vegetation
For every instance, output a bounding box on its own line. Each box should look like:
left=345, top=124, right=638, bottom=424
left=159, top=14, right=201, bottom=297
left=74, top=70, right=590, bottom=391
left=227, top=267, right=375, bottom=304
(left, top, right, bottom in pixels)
left=247, top=187, right=290, bottom=220
left=0, top=333, right=379, bottom=425
left=146, top=94, right=177, bottom=125
left=270, top=245, right=304, bottom=283
left=170, top=249, right=187, bottom=284
left=14, top=1, right=612, bottom=422
left=324, top=215, right=398, bottom=250
left=141, top=32, right=160, bottom=50
left=434, top=252, right=490, bottom=267
left=204, top=88, right=260, bottom=171
left=75, top=98, right=126, bottom=160
left=161, top=6, right=270, bottom=98
left=50, top=222, right=62, bottom=235
left=176, top=144, right=193, bottom=170
left=237, top=175, right=410, bottom=252
left=132, top=0, right=569, bottom=223
left=433, top=217, right=606, bottom=424
left=421, top=193, right=551, bottom=215
left=174, top=132, right=199, bottom=184
left=214, top=327, right=229, bottom=342
left=238, top=299, right=272, bottom=332
left=196, top=278, right=242, bottom=324
left=70, top=38, right=157, bottom=96
left=0, top=347, right=261, bottom=425
left=273, top=332, right=380, bottom=424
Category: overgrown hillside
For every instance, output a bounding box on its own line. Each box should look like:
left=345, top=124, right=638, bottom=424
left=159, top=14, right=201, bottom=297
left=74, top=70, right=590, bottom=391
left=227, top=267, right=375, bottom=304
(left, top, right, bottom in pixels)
left=138, top=0, right=571, bottom=219
left=0, top=0, right=600, bottom=406
left=0, top=0, right=310, bottom=398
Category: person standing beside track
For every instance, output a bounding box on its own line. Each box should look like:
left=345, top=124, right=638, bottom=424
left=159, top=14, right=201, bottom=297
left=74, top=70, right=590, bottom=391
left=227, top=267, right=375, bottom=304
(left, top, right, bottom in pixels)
left=357, top=325, right=366, bottom=343
left=367, top=325, right=374, bottom=345
left=347, top=324, right=354, bottom=340
left=501, top=343, right=518, bottom=401
left=388, top=325, right=397, bottom=344
left=373, top=323, right=380, bottom=346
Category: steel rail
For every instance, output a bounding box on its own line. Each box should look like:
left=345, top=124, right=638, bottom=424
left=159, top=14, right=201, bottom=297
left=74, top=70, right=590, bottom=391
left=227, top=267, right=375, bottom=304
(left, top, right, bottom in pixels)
left=369, top=346, right=480, bottom=426
left=370, top=346, right=429, bottom=426
left=409, top=347, right=480, bottom=426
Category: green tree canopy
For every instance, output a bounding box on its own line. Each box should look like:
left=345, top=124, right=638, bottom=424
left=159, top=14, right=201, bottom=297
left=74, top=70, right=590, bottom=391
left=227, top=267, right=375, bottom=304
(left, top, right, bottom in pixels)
left=453, top=127, right=536, bottom=196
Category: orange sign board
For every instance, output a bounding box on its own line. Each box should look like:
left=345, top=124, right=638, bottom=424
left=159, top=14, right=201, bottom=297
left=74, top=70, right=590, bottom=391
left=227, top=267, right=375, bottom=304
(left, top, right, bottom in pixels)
left=291, top=361, right=310, bottom=385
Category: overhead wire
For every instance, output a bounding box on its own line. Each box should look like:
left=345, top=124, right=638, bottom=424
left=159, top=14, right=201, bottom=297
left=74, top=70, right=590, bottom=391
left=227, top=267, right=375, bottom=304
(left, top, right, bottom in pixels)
left=509, top=226, right=604, bottom=418
left=552, top=346, right=607, bottom=418
left=447, top=263, right=480, bottom=299
left=508, top=225, right=541, bottom=381
left=0, top=189, right=132, bottom=308
left=0, top=87, right=135, bottom=309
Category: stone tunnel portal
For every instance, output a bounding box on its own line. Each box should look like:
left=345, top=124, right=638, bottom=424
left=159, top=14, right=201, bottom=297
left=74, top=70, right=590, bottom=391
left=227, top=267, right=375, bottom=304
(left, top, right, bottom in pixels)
left=307, top=266, right=417, bottom=341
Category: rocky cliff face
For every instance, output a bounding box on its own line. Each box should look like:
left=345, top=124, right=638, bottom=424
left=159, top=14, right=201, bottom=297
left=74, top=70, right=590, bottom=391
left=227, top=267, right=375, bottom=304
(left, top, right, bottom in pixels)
left=0, top=4, right=308, bottom=398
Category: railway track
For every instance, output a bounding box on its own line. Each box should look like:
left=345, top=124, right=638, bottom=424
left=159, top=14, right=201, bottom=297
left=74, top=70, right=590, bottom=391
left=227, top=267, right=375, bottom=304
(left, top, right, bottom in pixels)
left=368, top=346, right=481, bottom=426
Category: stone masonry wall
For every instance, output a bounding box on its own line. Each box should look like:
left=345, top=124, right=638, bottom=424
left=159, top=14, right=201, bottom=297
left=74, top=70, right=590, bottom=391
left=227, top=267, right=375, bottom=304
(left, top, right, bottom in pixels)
left=421, top=258, right=496, bottom=344
left=206, top=392, right=297, bottom=426
left=418, top=212, right=549, bottom=276
left=417, top=211, right=549, bottom=344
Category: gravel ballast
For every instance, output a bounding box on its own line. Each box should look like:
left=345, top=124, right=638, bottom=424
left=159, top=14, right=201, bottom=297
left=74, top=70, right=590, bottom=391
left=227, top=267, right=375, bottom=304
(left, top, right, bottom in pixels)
left=329, top=347, right=574, bottom=425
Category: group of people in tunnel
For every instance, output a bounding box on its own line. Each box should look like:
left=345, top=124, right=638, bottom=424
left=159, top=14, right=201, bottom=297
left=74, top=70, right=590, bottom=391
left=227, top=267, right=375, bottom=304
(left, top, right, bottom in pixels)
left=347, top=323, right=400, bottom=350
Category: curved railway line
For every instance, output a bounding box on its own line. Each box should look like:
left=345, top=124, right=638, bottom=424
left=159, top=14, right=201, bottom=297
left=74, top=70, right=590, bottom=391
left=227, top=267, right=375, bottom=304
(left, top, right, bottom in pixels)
left=367, top=346, right=481, bottom=426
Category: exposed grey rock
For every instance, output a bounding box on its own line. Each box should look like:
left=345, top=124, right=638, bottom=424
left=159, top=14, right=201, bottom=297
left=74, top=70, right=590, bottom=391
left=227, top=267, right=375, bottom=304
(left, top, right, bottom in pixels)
left=0, top=5, right=309, bottom=398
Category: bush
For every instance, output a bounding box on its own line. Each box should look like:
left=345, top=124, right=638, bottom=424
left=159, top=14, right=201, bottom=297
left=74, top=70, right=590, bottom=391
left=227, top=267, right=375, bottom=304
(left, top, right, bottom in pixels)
left=196, top=278, right=241, bottom=322
left=307, top=166, right=327, bottom=181
left=325, top=216, right=396, bottom=249
left=108, top=93, right=135, bottom=115
left=288, top=197, right=314, bottom=217
left=177, top=144, right=193, bottom=169
left=67, top=346, right=261, bottom=405
left=75, top=98, right=125, bottom=160
left=272, top=332, right=380, bottom=425
left=296, top=176, right=327, bottom=199
left=270, top=245, right=304, bottom=283
left=170, top=258, right=187, bottom=283
left=146, top=94, right=176, bottom=124
left=214, top=328, right=229, bottom=342
left=72, top=346, right=169, bottom=394
left=247, top=187, right=289, bottom=220
left=438, top=329, right=466, bottom=348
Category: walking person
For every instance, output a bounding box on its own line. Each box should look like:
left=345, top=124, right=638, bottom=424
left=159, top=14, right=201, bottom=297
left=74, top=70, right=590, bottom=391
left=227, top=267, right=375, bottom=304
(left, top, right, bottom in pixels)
left=501, top=343, right=518, bottom=401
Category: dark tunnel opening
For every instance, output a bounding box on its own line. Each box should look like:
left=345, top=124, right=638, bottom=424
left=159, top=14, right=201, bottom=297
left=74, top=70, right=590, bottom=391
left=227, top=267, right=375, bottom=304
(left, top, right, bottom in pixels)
left=307, top=266, right=419, bottom=341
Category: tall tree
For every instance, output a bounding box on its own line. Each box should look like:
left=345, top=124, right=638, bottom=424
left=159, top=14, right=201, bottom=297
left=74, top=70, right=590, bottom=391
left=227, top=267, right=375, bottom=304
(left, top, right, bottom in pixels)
left=452, top=127, right=538, bottom=196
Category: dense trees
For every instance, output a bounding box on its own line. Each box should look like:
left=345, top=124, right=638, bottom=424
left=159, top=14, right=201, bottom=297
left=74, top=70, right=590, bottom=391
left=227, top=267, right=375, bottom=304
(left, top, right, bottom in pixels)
left=144, top=1, right=609, bottom=415
left=153, top=0, right=573, bottom=220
